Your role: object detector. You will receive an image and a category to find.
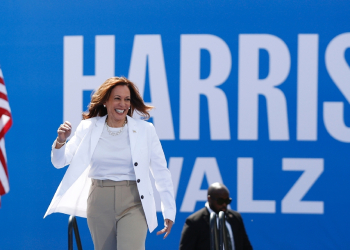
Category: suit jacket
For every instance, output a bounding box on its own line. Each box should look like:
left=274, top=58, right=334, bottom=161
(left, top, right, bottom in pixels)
left=179, top=207, right=252, bottom=250
left=44, top=115, right=176, bottom=233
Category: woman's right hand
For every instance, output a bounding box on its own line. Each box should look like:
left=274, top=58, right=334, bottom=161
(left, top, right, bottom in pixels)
left=56, top=121, right=72, bottom=147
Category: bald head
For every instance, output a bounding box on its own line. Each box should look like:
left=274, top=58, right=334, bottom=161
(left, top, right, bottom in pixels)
left=207, top=182, right=229, bottom=197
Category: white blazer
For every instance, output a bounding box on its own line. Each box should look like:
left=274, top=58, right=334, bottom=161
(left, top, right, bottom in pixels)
left=44, top=115, right=176, bottom=233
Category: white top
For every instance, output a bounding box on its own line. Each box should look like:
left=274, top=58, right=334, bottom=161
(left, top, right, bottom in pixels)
left=205, top=202, right=235, bottom=250
left=47, top=115, right=176, bottom=232
left=88, top=123, right=136, bottom=181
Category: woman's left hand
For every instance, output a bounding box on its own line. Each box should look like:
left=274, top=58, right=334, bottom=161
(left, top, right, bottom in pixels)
left=156, top=219, right=173, bottom=239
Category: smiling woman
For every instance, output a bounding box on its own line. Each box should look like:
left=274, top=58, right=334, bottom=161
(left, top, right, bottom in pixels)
left=47, top=77, right=176, bottom=250
left=82, top=77, right=153, bottom=121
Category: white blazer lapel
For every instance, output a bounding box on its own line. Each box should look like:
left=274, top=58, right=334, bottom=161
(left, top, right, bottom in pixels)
left=127, top=115, right=138, bottom=155
left=90, top=115, right=106, bottom=158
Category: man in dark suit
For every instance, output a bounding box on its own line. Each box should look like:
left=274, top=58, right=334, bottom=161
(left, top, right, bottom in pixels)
left=179, top=183, right=252, bottom=250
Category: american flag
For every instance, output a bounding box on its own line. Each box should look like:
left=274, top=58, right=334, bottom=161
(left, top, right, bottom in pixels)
left=0, top=67, right=12, bottom=206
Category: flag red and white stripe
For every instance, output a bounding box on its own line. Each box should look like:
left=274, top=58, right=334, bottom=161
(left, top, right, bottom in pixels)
left=0, top=67, right=12, bottom=205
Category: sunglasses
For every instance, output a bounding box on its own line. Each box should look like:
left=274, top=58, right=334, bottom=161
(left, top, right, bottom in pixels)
left=211, top=197, right=232, bottom=205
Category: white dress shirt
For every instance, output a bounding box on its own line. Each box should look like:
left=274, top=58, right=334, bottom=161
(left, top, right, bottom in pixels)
left=205, top=202, right=235, bottom=250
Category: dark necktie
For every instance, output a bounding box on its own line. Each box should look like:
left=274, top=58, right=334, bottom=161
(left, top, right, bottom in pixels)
left=225, top=223, right=233, bottom=250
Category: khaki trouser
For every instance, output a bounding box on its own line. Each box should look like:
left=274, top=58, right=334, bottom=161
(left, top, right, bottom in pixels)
left=87, top=179, right=147, bottom=250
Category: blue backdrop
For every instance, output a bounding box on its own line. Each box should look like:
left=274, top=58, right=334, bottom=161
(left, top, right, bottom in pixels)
left=1, top=0, right=350, bottom=249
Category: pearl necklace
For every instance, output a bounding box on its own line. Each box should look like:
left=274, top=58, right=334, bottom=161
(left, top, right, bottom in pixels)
left=105, top=119, right=127, bottom=136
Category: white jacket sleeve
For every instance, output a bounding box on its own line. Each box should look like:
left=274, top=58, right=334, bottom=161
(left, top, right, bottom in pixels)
left=51, top=120, right=86, bottom=169
left=148, top=123, right=176, bottom=223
